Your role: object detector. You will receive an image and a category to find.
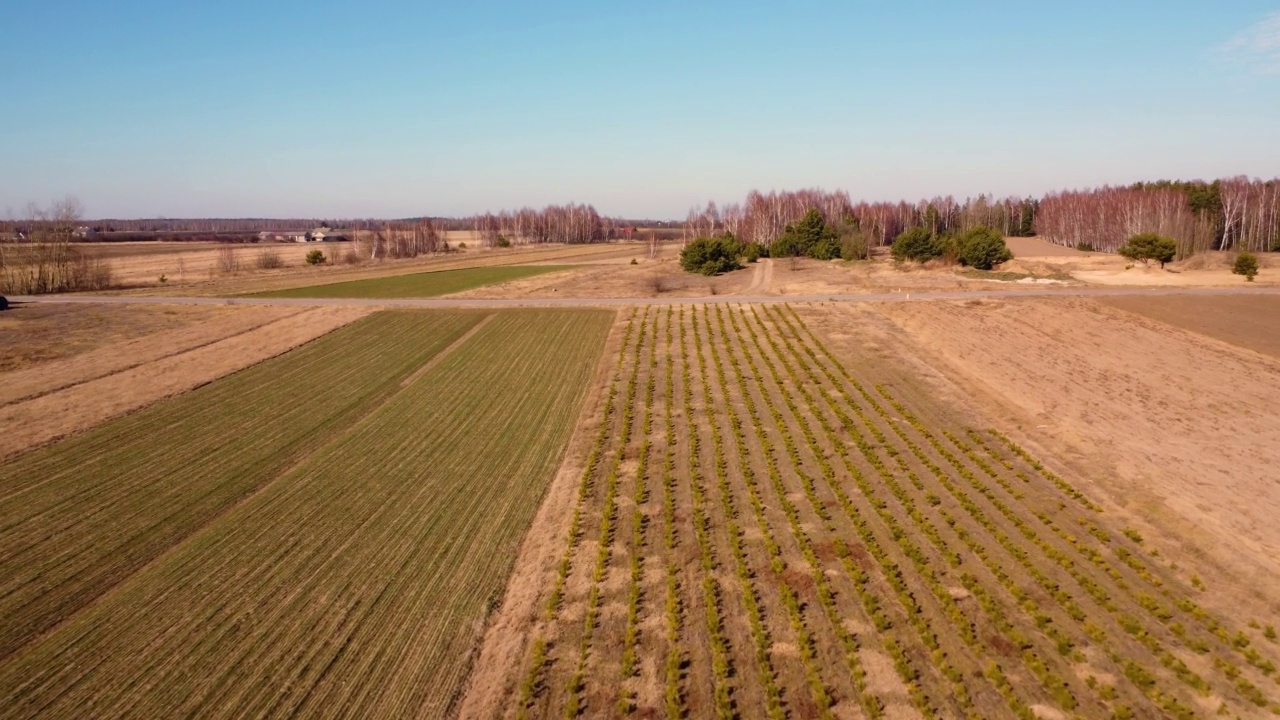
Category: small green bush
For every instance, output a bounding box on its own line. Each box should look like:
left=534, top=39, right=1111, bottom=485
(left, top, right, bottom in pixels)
left=840, top=228, right=871, bottom=261
left=743, top=243, right=763, bottom=263
left=305, top=249, right=326, bottom=265
left=1118, top=233, right=1177, bottom=268
left=1233, top=251, right=1259, bottom=281
left=1076, top=242, right=1096, bottom=252
left=891, top=227, right=942, bottom=263
left=956, top=227, right=1013, bottom=270
left=680, top=236, right=742, bottom=276
left=496, top=235, right=511, bottom=248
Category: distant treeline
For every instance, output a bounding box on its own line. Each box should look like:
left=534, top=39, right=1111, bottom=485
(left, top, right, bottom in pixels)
left=468, top=203, right=630, bottom=246
left=683, top=177, right=1280, bottom=255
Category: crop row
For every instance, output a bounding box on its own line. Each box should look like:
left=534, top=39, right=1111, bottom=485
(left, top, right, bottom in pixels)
left=660, top=306, right=684, bottom=717
left=969, top=429, right=1280, bottom=690
left=561, top=307, right=652, bottom=718
left=676, top=307, right=735, bottom=717
left=768, top=305, right=1191, bottom=717
left=875, top=388, right=1245, bottom=715
left=962, top=425, right=1280, bottom=707
left=774, top=305, right=1276, bottom=717
left=694, top=306, right=788, bottom=719
left=617, top=311, right=659, bottom=713
left=742, top=305, right=1051, bottom=718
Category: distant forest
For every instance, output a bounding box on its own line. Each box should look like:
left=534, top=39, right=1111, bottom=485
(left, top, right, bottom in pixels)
left=3, top=176, right=1276, bottom=255
left=682, top=177, right=1280, bottom=256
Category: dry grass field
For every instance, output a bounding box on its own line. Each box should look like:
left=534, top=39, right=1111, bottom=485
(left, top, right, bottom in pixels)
left=0, top=309, right=612, bottom=718
left=464, top=303, right=1280, bottom=720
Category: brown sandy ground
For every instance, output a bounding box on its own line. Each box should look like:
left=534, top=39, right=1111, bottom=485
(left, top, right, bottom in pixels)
left=0, top=302, right=238, bottom=372
left=858, top=297, right=1280, bottom=617
left=0, top=305, right=370, bottom=459
left=1004, top=237, right=1280, bottom=288
left=1100, top=295, right=1280, bottom=360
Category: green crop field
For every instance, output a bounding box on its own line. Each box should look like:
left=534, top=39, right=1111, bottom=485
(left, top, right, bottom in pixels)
left=0, top=308, right=612, bottom=718
left=251, top=264, right=575, bottom=299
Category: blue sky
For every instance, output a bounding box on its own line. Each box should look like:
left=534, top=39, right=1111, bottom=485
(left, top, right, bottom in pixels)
left=1, top=1, right=1278, bottom=219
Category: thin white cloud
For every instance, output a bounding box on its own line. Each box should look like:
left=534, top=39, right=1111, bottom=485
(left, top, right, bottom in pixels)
left=1217, top=12, right=1280, bottom=76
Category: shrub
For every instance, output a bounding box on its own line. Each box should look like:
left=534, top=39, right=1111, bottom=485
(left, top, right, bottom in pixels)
left=743, top=243, right=762, bottom=263
left=956, top=227, right=1013, bottom=270
left=840, top=228, right=871, bottom=261
left=680, top=236, right=741, bottom=276
left=1117, top=233, right=1177, bottom=268
left=495, top=235, right=511, bottom=248
left=256, top=248, right=284, bottom=269
left=1233, top=251, right=1259, bottom=281
left=1076, top=242, right=1096, bottom=252
left=305, top=249, right=326, bottom=265
left=216, top=246, right=240, bottom=273
left=891, top=227, right=942, bottom=263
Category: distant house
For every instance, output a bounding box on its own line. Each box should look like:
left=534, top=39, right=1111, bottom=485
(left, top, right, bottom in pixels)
left=306, top=227, right=348, bottom=242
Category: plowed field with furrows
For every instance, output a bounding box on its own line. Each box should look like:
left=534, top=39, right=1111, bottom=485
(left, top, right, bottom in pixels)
left=490, top=304, right=1280, bottom=720
left=0, top=309, right=612, bottom=719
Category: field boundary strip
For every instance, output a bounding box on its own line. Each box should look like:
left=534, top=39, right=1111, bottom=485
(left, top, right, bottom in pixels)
left=399, top=313, right=496, bottom=388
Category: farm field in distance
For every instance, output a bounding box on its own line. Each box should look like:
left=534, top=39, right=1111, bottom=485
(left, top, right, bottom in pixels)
left=250, top=264, right=577, bottom=299
left=0, top=308, right=613, bottom=718
left=464, top=303, right=1280, bottom=719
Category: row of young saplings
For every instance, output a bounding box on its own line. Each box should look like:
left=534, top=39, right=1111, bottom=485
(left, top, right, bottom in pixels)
left=756, top=304, right=1157, bottom=717
left=951, top=427, right=1279, bottom=709
left=519, top=303, right=1278, bottom=719
left=770, top=303, right=1280, bottom=718
left=734, top=304, right=1053, bottom=719
left=773, top=304, right=1244, bottom=712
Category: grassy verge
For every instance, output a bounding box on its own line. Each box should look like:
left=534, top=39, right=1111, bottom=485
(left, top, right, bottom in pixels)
left=958, top=268, right=1074, bottom=282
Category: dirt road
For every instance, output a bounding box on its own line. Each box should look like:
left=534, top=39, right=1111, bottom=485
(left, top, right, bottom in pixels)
left=7, top=285, right=1280, bottom=309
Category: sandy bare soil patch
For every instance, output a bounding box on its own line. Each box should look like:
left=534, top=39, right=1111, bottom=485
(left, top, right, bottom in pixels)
left=863, top=297, right=1280, bottom=614
left=0, top=305, right=304, bottom=405
left=1006, top=236, right=1090, bottom=258
left=0, top=302, right=237, bottom=372
left=0, top=306, right=370, bottom=459
left=1101, top=294, right=1280, bottom=360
